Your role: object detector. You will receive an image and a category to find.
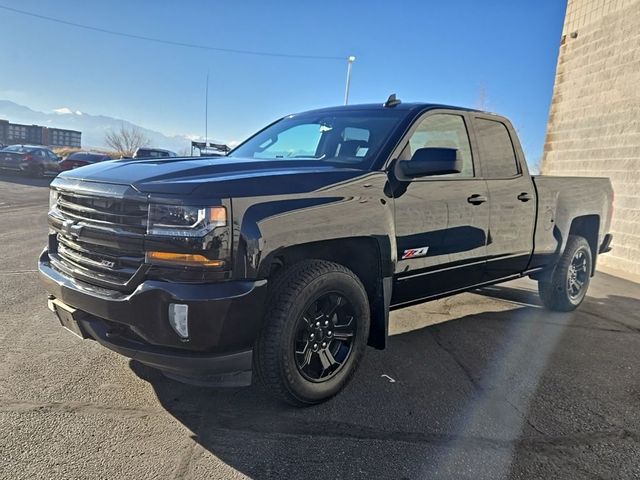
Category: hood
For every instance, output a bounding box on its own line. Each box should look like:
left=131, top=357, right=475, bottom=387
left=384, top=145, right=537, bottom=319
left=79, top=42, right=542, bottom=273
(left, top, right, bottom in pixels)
left=58, top=157, right=368, bottom=197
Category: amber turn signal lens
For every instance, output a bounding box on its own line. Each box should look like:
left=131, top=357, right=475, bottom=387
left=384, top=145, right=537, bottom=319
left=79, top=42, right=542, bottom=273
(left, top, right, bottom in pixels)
left=147, top=251, right=224, bottom=267
left=208, top=206, right=226, bottom=224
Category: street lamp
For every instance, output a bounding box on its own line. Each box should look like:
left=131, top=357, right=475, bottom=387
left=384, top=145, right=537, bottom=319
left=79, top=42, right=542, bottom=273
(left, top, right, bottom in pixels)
left=344, top=55, right=356, bottom=105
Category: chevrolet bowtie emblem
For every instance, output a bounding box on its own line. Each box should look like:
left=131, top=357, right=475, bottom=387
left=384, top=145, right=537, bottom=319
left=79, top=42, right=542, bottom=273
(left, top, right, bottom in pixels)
left=61, top=219, right=74, bottom=235
left=61, top=219, right=83, bottom=238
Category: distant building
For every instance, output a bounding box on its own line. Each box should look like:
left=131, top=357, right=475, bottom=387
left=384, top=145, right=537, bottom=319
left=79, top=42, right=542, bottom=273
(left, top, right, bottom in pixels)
left=43, top=127, right=82, bottom=148
left=543, top=0, right=640, bottom=282
left=0, top=119, right=81, bottom=148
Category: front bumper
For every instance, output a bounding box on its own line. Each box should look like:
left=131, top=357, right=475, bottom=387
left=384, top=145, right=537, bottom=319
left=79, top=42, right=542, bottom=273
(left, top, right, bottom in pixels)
left=39, top=249, right=268, bottom=384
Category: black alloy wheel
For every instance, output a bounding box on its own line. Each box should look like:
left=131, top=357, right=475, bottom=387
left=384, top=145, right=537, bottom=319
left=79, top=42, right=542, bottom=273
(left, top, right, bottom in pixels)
left=294, top=292, right=357, bottom=382
left=567, top=247, right=589, bottom=300
left=255, top=260, right=370, bottom=406
left=539, top=234, right=592, bottom=312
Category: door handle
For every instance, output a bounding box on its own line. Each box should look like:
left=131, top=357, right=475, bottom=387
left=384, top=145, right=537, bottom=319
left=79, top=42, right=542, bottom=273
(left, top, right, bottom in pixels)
left=517, top=192, right=532, bottom=202
left=467, top=194, right=487, bottom=205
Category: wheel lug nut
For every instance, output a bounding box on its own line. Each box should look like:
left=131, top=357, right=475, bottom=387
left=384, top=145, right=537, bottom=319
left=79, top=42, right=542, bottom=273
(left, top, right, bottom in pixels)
left=327, top=330, right=332, bottom=336
left=324, top=320, right=329, bottom=326
left=316, top=321, right=320, bottom=327
left=322, top=342, right=327, bottom=348
left=310, top=333, right=315, bottom=339
left=313, top=343, right=318, bottom=350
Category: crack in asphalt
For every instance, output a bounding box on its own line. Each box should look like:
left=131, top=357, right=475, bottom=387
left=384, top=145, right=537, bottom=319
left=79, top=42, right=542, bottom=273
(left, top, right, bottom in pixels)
left=201, top=419, right=640, bottom=453
left=0, top=399, right=166, bottom=418
left=429, top=326, right=483, bottom=393
left=0, top=270, right=38, bottom=276
left=504, top=398, right=548, bottom=436
left=171, top=396, right=210, bottom=480
left=429, top=326, right=552, bottom=438
left=1, top=400, right=639, bottom=456
left=580, top=309, right=640, bottom=334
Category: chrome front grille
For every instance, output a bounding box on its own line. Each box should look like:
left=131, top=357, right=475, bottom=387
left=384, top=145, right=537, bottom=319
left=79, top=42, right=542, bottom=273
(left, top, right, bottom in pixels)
left=56, top=191, right=147, bottom=233
left=49, top=189, right=148, bottom=290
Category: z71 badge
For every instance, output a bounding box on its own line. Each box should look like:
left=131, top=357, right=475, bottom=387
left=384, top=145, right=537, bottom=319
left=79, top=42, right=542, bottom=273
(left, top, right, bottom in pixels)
left=402, top=246, right=429, bottom=259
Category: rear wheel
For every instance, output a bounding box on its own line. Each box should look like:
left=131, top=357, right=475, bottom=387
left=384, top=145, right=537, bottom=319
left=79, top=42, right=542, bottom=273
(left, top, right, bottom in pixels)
left=255, top=260, right=370, bottom=406
left=538, top=235, right=592, bottom=312
left=31, top=164, right=45, bottom=178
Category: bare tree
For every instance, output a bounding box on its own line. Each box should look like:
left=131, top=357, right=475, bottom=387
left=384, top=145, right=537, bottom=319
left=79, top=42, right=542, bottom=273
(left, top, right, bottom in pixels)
left=104, top=124, right=150, bottom=157
left=475, top=84, right=489, bottom=111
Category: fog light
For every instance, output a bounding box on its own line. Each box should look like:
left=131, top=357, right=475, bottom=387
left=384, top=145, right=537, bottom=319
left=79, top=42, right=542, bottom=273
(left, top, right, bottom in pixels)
left=168, top=303, right=189, bottom=339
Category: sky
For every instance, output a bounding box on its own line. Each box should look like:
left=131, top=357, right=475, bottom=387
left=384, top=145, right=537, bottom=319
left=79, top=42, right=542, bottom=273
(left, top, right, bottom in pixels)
left=0, top=0, right=567, bottom=168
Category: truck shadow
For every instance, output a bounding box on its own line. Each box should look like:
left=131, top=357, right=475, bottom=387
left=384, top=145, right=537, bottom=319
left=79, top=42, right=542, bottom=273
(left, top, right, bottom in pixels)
left=130, top=283, right=640, bottom=479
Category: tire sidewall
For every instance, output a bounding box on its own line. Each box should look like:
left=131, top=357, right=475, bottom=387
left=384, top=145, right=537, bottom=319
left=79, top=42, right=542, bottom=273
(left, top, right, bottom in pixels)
left=558, top=238, right=592, bottom=308
left=278, top=270, right=369, bottom=404
left=32, top=164, right=45, bottom=178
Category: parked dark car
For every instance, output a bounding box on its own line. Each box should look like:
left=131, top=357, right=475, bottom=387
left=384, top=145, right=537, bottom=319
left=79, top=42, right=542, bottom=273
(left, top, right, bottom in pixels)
left=58, top=151, right=112, bottom=172
left=0, top=145, right=60, bottom=177
left=40, top=99, right=614, bottom=406
left=132, top=147, right=177, bottom=159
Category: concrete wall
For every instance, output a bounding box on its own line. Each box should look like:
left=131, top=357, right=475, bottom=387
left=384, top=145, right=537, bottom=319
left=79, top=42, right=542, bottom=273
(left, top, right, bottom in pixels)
left=543, top=0, right=640, bottom=282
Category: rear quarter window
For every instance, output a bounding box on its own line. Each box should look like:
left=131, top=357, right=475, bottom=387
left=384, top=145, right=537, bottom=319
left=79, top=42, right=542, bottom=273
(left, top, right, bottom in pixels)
left=475, top=118, right=519, bottom=178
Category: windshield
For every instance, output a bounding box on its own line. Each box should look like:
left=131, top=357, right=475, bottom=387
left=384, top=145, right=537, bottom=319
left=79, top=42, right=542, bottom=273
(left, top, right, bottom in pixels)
left=229, top=109, right=405, bottom=168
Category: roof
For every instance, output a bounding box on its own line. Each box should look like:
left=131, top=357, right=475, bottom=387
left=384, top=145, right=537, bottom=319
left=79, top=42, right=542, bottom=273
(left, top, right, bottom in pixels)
left=295, top=102, right=485, bottom=116
left=69, top=151, right=110, bottom=156
left=135, top=147, right=175, bottom=153
left=4, top=144, right=49, bottom=149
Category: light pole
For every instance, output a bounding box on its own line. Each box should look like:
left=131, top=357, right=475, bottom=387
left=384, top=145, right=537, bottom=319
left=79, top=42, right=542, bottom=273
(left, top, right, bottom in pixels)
left=344, top=55, right=356, bottom=105
left=204, top=71, right=209, bottom=145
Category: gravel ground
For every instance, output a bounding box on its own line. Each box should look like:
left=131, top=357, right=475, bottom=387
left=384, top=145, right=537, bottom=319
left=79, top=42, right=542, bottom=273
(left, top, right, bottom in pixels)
left=1, top=173, right=639, bottom=479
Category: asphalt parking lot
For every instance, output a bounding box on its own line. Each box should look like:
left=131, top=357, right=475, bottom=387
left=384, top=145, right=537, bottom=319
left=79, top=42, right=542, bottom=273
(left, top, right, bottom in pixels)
left=1, top=173, right=639, bottom=480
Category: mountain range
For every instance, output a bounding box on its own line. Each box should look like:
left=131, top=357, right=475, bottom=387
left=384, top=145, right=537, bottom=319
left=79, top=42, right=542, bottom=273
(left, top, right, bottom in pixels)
left=0, top=100, right=209, bottom=153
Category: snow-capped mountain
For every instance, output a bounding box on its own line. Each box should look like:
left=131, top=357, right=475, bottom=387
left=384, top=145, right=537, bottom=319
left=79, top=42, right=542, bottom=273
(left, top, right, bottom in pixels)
left=0, top=100, right=208, bottom=152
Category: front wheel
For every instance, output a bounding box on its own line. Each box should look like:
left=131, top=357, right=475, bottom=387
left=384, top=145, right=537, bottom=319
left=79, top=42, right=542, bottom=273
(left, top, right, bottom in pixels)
left=255, top=260, right=370, bottom=406
left=539, top=235, right=592, bottom=312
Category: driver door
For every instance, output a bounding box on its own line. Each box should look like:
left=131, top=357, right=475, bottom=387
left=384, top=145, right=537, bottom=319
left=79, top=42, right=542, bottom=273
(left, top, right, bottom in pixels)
left=391, top=111, right=490, bottom=305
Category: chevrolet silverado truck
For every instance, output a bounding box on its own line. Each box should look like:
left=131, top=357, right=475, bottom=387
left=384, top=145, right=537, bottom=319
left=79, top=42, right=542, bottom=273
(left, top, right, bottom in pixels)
left=39, top=97, right=614, bottom=406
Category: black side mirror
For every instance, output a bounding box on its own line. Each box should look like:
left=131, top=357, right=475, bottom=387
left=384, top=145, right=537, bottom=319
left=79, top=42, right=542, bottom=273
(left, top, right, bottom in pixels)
left=398, top=147, right=461, bottom=178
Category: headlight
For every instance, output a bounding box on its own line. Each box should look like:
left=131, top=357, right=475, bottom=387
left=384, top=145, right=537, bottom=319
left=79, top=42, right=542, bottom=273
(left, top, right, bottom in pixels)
left=49, top=189, right=59, bottom=211
left=147, top=204, right=226, bottom=237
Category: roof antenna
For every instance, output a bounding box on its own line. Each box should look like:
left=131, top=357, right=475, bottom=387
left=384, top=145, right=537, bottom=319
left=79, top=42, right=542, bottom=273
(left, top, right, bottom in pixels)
left=384, top=93, right=401, bottom=108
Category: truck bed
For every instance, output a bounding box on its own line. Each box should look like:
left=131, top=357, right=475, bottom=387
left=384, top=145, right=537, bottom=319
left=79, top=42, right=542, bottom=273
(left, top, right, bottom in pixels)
left=531, top=175, right=613, bottom=267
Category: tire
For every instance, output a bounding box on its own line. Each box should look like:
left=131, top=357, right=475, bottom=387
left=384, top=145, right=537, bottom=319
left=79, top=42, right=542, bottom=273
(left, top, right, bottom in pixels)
left=538, top=235, right=592, bottom=312
left=255, top=260, right=370, bottom=406
left=31, top=164, right=45, bottom=178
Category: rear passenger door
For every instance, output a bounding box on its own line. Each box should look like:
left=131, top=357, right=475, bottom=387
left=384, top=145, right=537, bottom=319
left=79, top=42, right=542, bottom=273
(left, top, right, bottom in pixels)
left=391, top=111, right=490, bottom=305
left=470, top=115, right=536, bottom=281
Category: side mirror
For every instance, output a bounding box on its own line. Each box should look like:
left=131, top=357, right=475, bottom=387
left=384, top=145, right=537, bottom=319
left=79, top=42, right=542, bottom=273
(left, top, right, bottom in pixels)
left=398, top=147, right=461, bottom=178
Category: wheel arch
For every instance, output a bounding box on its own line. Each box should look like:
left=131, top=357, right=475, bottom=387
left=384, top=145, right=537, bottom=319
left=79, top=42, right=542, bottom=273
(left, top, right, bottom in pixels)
left=259, top=237, right=392, bottom=350
left=568, top=215, right=600, bottom=275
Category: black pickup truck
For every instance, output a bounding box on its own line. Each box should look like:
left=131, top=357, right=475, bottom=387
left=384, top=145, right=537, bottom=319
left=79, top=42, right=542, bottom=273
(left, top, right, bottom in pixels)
left=39, top=98, right=614, bottom=405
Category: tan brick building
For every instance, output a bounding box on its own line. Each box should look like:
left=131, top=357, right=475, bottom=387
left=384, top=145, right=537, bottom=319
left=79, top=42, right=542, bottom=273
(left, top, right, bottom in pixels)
left=543, top=0, right=640, bottom=282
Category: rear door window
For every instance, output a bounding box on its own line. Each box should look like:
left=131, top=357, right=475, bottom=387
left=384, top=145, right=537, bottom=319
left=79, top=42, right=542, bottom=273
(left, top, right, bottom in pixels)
left=474, top=118, right=520, bottom=178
